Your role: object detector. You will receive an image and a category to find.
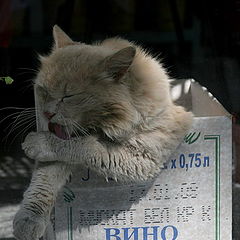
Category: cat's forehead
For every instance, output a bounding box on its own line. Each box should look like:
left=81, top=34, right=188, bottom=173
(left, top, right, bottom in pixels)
left=48, top=45, right=108, bottom=66
left=37, top=67, right=86, bottom=93
left=37, top=45, right=108, bottom=88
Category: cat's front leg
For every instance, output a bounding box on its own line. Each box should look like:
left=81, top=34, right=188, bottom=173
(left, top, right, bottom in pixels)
left=22, top=131, right=59, bottom=162
left=14, top=132, right=72, bottom=240
left=22, top=131, right=84, bottom=163
left=13, top=163, right=72, bottom=240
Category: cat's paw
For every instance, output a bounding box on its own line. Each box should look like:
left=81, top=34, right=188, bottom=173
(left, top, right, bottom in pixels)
left=22, top=132, right=57, bottom=162
left=13, top=209, right=47, bottom=240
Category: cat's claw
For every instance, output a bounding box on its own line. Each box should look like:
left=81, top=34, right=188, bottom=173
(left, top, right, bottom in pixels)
left=13, top=209, right=47, bottom=240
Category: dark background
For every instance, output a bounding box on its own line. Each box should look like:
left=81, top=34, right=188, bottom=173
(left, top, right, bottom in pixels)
left=0, top=0, right=240, bottom=238
left=1, top=0, right=240, bottom=114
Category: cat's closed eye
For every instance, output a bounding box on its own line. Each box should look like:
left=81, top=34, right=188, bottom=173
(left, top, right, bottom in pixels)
left=62, top=94, right=75, bottom=100
left=62, top=93, right=85, bottom=104
left=62, top=95, right=74, bottom=104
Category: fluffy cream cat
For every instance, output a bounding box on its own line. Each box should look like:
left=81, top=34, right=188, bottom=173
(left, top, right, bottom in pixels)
left=13, top=25, right=192, bottom=240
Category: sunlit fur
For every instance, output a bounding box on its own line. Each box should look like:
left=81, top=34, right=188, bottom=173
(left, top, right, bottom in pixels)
left=13, top=26, right=193, bottom=240
left=36, top=37, right=190, bottom=141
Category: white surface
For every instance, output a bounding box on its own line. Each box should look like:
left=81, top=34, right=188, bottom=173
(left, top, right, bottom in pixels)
left=54, top=120, right=232, bottom=239
left=0, top=204, right=19, bottom=238
left=45, top=80, right=232, bottom=240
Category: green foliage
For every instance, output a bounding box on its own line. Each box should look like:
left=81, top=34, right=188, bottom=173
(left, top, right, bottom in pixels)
left=0, top=76, right=14, bottom=84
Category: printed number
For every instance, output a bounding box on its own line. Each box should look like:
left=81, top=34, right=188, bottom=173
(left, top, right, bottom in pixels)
left=169, top=153, right=210, bottom=170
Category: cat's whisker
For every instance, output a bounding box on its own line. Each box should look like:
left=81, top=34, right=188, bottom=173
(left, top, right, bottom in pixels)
left=4, top=116, right=36, bottom=143
left=11, top=111, right=36, bottom=121
left=10, top=113, right=36, bottom=124
left=0, top=111, right=31, bottom=124
left=16, top=72, right=32, bottom=77
left=11, top=119, right=35, bottom=140
left=72, top=120, right=90, bottom=136
left=6, top=115, right=35, bottom=131
left=17, top=67, right=38, bottom=74
left=22, top=78, right=35, bottom=84
left=6, top=115, right=36, bottom=134
left=71, top=122, right=82, bottom=137
left=20, top=121, right=37, bottom=143
left=60, top=115, right=70, bottom=138
left=0, top=107, right=35, bottom=111
left=9, top=109, right=36, bottom=118
left=71, top=125, right=80, bottom=139
left=3, top=119, right=35, bottom=150
left=19, top=81, right=34, bottom=94
left=15, top=77, right=35, bottom=92
left=0, top=108, right=35, bottom=139
left=1, top=108, right=36, bottom=144
left=5, top=110, right=36, bottom=132
left=6, top=120, right=36, bottom=149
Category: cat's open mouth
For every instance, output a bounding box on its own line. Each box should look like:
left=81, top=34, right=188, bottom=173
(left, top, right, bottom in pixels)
left=48, top=122, right=70, bottom=140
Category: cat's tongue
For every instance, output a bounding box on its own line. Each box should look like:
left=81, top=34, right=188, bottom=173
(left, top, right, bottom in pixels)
left=48, top=122, right=70, bottom=140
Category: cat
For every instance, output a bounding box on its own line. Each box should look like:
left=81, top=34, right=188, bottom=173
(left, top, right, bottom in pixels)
left=13, top=25, right=193, bottom=240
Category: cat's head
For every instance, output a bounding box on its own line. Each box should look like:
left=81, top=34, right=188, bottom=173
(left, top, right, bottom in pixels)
left=35, top=26, right=172, bottom=141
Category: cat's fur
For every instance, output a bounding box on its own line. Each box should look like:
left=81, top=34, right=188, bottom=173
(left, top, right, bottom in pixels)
left=13, top=26, right=193, bottom=240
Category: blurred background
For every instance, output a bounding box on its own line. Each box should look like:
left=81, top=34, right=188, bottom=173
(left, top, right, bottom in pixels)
left=0, top=0, right=240, bottom=239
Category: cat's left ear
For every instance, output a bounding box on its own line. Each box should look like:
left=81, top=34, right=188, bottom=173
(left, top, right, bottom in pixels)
left=104, top=46, right=136, bottom=81
left=53, top=25, right=74, bottom=49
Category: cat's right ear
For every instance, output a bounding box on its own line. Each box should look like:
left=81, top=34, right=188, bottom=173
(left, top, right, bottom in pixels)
left=53, top=25, right=74, bottom=49
left=103, top=46, right=136, bottom=81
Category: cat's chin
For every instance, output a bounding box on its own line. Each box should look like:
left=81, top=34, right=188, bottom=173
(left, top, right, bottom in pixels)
left=48, top=122, right=70, bottom=140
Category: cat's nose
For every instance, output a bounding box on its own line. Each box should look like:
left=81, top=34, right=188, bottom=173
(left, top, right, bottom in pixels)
left=44, top=111, right=56, bottom=120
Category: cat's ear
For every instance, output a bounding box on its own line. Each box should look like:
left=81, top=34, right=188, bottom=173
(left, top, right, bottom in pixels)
left=53, top=25, right=74, bottom=49
left=104, top=46, right=136, bottom=81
